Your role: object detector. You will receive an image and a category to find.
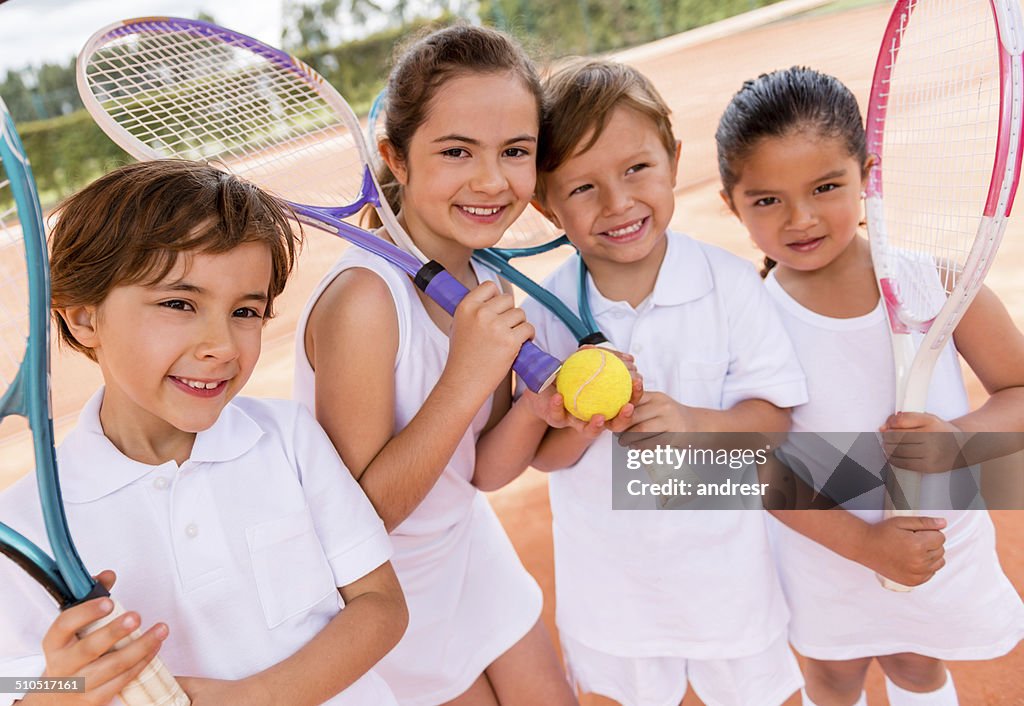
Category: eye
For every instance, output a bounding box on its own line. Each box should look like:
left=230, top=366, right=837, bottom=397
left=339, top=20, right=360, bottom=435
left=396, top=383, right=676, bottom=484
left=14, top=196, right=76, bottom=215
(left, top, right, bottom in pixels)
left=815, top=183, right=840, bottom=194
left=441, top=147, right=470, bottom=159
left=753, top=196, right=779, bottom=207
left=503, top=146, right=531, bottom=159
left=160, top=299, right=193, bottom=311
left=625, top=162, right=650, bottom=176
left=569, top=183, right=593, bottom=197
left=233, top=306, right=264, bottom=319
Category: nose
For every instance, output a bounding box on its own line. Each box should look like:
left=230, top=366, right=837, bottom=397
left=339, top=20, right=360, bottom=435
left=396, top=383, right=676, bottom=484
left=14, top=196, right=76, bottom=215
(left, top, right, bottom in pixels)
left=601, top=186, right=634, bottom=217
left=469, top=156, right=510, bottom=195
left=194, top=314, right=239, bottom=361
left=787, top=199, right=819, bottom=230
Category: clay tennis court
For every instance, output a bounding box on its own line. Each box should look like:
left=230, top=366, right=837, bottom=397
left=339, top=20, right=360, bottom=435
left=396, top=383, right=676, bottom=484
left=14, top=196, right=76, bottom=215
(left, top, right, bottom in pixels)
left=1, top=1, right=1022, bottom=703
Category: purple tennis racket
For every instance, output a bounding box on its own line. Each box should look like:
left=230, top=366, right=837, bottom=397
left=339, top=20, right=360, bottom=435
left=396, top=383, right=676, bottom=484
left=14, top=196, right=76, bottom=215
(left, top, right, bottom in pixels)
left=76, top=17, right=561, bottom=392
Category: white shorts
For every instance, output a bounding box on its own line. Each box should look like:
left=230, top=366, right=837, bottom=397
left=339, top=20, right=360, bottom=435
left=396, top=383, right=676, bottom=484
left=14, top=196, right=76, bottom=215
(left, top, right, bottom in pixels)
left=561, top=632, right=803, bottom=706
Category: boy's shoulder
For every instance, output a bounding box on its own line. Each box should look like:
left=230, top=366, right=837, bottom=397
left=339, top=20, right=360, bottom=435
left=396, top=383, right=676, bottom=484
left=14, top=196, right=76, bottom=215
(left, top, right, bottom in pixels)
left=670, top=231, right=758, bottom=278
left=225, top=396, right=316, bottom=439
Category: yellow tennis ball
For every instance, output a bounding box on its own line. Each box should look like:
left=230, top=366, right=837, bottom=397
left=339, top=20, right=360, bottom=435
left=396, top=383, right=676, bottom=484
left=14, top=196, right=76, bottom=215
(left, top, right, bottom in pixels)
left=556, top=348, right=632, bottom=422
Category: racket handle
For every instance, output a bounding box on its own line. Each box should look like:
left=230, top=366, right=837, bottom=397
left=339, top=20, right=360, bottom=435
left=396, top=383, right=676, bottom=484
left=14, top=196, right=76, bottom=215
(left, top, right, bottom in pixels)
left=876, top=466, right=922, bottom=593
left=415, top=262, right=561, bottom=392
left=79, top=599, right=191, bottom=705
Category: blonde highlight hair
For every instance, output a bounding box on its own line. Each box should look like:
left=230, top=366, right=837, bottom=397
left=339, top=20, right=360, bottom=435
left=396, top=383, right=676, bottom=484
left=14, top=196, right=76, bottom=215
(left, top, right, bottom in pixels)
left=537, top=58, right=676, bottom=203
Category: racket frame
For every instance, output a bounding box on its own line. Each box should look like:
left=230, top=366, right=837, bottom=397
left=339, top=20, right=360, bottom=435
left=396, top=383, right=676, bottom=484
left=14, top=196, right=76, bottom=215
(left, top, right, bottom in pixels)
left=865, top=0, right=1024, bottom=590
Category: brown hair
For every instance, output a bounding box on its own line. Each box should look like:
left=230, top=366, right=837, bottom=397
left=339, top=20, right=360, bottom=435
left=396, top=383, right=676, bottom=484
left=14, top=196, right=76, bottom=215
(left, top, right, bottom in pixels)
left=375, top=23, right=543, bottom=216
left=50, top=160, right=300, bottom=360
left=537, top=58, right=676, bottom=203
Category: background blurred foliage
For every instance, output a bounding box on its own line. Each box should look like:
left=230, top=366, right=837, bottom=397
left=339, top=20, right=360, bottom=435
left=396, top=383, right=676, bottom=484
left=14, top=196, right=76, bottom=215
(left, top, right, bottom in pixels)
left=2, top=0, right=782, bottom=208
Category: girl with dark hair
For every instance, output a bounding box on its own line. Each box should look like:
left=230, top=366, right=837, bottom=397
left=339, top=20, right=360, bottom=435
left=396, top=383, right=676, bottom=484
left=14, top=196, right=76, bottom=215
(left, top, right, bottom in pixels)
left=718, top=67, right=1024, bottom=706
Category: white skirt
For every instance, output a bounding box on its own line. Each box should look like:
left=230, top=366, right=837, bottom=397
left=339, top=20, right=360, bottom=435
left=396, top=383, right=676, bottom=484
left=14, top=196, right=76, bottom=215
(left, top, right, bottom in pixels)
left=768, top=512, right=1024, bottom=660
left=376, top=492, right=543, bottom=705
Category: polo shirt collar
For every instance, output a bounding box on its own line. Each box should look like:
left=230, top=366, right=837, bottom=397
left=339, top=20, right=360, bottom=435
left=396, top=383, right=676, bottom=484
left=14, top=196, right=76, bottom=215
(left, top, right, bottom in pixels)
left=59, top=388, right=264, bottom=503
left=583, top=231, right=713, bottom=317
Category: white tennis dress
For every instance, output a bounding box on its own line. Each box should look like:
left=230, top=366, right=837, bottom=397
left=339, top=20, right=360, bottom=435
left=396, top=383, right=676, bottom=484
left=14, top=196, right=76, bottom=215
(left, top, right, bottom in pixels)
left=764, top=270, right=1024, bottom=660
left=294, top=247, right=543, bottom=705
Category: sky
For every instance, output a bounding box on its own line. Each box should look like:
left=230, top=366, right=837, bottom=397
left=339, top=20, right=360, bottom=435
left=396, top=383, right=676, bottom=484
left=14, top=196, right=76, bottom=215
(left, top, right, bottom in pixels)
left=0, top=0, right=285, bottom=74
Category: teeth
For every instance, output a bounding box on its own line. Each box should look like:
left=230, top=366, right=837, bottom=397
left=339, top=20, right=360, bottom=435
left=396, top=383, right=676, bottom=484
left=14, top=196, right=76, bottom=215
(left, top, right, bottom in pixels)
left=606, top=220, right=643, bottom=238
left=179, top=378, right=220, bottom=390
left=463, top=206, right=501, bottom=216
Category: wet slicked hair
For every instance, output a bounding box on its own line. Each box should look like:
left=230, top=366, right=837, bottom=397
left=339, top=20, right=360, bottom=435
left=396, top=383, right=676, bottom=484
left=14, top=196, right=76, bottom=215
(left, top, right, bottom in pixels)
left=50, top=160, right=300, bottom=360
left=715, top=66, right=866, bottom=275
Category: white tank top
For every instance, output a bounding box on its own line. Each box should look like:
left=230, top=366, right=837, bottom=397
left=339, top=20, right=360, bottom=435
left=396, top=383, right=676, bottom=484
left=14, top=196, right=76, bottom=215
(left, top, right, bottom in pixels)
left=763, top=271, right=1024, bottom=660
left=294, top=247, right=495, bottom=540
left=764, top=270, right=979, bottom=523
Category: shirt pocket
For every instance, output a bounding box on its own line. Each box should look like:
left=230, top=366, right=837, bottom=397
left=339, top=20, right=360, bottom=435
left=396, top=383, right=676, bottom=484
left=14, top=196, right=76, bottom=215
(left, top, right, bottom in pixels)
left=672, top=358, right=729, bottom=409
left=246, top=510, right=336, bottom=629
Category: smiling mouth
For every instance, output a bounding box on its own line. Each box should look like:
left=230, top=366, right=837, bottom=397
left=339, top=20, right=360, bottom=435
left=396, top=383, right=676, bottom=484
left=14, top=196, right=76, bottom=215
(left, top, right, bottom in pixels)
left=170, top=376, right=230, bottom=396
left=458, top=205, right=504, bottom=217
left=601, top=217, right=647, bottom=239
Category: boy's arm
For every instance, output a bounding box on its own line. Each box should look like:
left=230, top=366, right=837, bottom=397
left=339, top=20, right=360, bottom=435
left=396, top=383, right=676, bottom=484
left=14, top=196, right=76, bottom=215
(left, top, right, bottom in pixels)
left=179, top=562, right=407, bottom=706
left=627, top=395, right=791, bottom=435
left=15, top=571, right=170, bottom=706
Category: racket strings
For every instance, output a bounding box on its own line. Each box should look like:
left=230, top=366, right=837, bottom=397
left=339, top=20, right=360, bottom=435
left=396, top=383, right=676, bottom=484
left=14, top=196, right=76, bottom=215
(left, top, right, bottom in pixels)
left=83, top=22, right=368, bottom=208
left=0, top=171, right=30, bottom=391
left=873, top=0, right=1002, bottom=323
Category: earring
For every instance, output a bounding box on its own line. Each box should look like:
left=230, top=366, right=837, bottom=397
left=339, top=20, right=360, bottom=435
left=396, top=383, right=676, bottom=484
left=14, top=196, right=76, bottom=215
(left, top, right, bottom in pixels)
left=860, top=190, right=867, bottom=199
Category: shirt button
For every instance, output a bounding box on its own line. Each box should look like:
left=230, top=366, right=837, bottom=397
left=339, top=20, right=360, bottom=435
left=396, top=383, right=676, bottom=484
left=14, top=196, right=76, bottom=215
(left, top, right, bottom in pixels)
left=185, top=523, right=199, bottom=538
left=153, top=477, right=169, bottom=490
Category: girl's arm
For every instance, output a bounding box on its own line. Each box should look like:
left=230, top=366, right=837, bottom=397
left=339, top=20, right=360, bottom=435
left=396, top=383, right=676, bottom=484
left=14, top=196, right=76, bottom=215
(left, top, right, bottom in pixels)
left=307, top=269, right=532, bottom=531
left=760, top=456, right=949, bottom=588
left=951, top=284, right=1024, bottom=435
left=881, top=285, right=1024, bottom=470
left=178, top=563, right=406, bottom=706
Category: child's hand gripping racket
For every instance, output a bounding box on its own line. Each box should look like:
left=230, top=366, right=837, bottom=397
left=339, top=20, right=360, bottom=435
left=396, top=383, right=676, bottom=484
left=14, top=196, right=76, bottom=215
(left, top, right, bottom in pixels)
left=75, top=17, right=561, bottom=393
left=0, top=97, right=190, bottom=705
left=865, top=0, right=1024, bottom=590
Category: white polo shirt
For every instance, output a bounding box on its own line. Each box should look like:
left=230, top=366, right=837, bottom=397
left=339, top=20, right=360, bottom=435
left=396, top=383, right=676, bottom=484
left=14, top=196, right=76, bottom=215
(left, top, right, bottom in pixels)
left=522, top=231, right=808, bottom=659
left=0, top=390, right=397, bottom=706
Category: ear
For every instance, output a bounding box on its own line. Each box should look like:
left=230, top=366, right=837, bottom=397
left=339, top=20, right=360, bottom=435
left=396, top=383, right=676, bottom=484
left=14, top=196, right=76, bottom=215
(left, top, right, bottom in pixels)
left=531, top=197, right=562, bottom=229
left=670, top=140, right=682, bottom=187
left=719, top=188, right=739, bottom=218
left=862, top=153, right=878, bottom=185
left=57, top=305, right=101, bottom=351
left=378, top=139, right=408, bottom=186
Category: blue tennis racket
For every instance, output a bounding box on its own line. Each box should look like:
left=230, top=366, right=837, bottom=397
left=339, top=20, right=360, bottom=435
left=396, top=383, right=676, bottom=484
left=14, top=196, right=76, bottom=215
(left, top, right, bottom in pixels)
left=0, top=98, right=189, bottom=705
left=76, top=17, right=561, bottom=392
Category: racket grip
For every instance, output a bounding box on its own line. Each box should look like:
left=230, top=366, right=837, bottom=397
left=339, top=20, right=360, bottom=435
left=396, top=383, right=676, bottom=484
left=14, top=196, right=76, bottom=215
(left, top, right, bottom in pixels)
left=876, top=466, right=922, bottom=593
left=415, top=263, right=562, bottom=392
left=79, top=599, right=191, bottom=705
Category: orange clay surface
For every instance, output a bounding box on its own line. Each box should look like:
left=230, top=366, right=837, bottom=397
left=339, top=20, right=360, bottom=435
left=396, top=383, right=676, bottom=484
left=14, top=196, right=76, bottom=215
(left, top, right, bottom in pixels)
left=1, top=3, right=1022, bottom=703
